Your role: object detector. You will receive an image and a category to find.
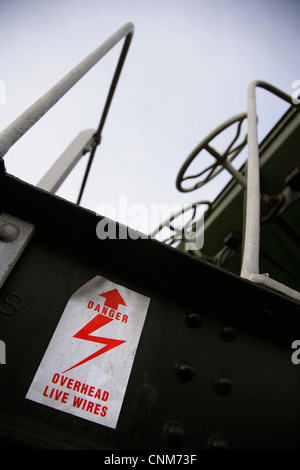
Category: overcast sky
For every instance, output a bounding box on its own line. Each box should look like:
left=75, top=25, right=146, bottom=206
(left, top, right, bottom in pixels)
left=0, top=0, right=299, bottom=235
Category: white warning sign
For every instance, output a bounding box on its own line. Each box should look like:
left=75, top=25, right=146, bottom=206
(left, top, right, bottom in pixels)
left=26, top=276, right=151, bottom=429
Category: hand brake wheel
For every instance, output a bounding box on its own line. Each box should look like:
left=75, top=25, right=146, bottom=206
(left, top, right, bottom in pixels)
left=176, top=113, right=248, bottom=192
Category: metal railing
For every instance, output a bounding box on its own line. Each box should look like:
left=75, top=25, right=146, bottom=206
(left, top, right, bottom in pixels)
left=0, top=22, right=134, bottom=204
left=240, top=80, right=300, bottom=301
left=1, top=30, right=299, bottom=303
left=171, top=79, right=300, bottom=301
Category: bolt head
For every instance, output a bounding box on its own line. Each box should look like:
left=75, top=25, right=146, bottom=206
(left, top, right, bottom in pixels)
left=206, top=433, right=229, bottom=450
left=0, top=223, right=20, bottom=242
left=215, top=374, right=233, bottom=395
left=185, top=311, right=202, bottom=328
left=220, top=326, right=236, bottom=342
left=175, top=360, right=195, bottom=382
left=162, top=420, right=185, bottom=449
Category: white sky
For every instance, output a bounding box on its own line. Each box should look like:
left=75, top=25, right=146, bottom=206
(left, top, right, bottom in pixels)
left=0, top=0, right=299, bottom=234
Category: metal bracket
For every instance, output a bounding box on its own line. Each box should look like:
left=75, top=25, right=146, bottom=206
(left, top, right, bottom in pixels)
left=37, top=129, right=96, bottom=193
left=0, top=213, right=35, bottom=290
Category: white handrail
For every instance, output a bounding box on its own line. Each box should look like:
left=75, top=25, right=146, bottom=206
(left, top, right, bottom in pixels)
left=0, top=22, right=134, bottom=160
left=240, top=80, right=300, bottom=301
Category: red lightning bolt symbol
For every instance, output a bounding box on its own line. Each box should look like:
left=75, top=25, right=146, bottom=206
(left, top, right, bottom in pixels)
left=63, top=315, right=126, bottom=374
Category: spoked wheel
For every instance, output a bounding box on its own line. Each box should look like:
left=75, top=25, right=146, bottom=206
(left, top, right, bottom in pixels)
left=151, top=200, right=212, bottom=247
left=176, top=113, right=248, bottom=192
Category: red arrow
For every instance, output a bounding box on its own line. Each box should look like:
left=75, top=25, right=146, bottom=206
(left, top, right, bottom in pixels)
left=100, top=289, right=126, bottom=310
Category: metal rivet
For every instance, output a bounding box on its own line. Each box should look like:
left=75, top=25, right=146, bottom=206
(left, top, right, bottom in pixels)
left=175, top=360, right=194, bottom=382
left=185, top=311, right=202, bottom=328
left=215, top=374, right=232, bottom=395
left=0, top=223, right=20, bottom=243
left=206, top=433, right=229, bottom=450
left=220, top=326, right=236, bottom=342
left=162, top=420, right=185, bottom=449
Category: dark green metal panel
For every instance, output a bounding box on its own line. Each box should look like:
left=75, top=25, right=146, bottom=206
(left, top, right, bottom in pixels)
left=0, top=161, right=299, bottom=450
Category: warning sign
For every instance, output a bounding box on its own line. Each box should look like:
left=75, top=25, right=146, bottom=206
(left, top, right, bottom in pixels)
left=26, top=276, right=151, bottom=429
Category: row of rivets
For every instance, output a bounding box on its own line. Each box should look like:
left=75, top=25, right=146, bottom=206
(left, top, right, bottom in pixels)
left=183, top=310, right=236, bottom=392
left=175, top=361, right=233, bottom=394
left=163, top=311, right=235, bottom=448
left=185, top=310, right=237, bottom=343
left=162, top=420, right=228, bottom=450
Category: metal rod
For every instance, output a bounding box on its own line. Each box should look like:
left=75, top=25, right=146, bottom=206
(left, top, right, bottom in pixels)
left=206, top=143, right=248, bottom=189
left=76, top=29, right=133, bottom=205
left=240, top=80, right=295, bottom=279
left=223, top=159, right=247, bottom=189
left=76, top=144, right=97, bottom=205
left=0, top=22, right=134, bottom=160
